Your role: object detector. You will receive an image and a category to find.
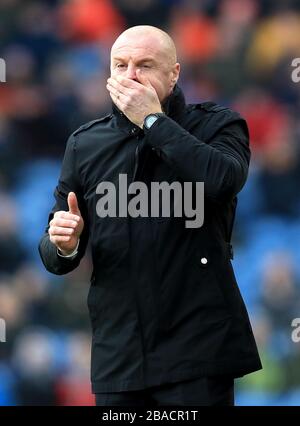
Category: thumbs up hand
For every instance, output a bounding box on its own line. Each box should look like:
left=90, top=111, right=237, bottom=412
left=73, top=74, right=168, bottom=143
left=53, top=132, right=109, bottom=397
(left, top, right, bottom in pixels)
left=49, top=192, right=84, bottom=256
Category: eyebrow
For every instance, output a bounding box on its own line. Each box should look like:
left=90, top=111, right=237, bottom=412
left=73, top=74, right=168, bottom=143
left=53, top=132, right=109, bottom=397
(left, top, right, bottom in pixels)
left=112, top=57, right=156, bottom=64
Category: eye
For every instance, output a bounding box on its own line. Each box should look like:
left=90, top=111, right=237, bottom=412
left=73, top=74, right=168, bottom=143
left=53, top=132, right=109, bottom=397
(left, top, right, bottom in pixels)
left=116, top=64, right=126, bottom=69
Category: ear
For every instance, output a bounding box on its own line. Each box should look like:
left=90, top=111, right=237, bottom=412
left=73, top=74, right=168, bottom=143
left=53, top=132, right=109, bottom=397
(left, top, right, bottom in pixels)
left=170, top=63, right=180, bottom=89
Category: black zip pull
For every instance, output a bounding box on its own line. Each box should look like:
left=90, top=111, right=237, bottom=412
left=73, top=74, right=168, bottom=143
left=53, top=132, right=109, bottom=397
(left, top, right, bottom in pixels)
left=132, top=144, right=139, bottom=182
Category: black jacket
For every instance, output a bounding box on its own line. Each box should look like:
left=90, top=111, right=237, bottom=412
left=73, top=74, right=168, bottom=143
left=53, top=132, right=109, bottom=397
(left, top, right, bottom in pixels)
left=39, top=85, right=262, bottom=393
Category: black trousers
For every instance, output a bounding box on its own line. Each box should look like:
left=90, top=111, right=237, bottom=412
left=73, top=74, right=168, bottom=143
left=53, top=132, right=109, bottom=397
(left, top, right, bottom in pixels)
left=95, top=375, right=234, bottom=406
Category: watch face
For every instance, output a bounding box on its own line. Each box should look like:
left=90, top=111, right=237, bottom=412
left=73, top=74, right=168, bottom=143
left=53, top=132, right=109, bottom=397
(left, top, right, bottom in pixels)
left=146, top=115, right=158, bottom=129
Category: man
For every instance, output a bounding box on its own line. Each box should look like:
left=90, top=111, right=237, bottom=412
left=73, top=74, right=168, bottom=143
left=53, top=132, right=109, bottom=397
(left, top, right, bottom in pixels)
left=39, top=25, right=262, bottom=406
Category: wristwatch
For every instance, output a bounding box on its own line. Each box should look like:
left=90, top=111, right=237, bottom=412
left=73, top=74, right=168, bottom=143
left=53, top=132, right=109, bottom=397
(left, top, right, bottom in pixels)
left=143, top=113, right=165, bottom=130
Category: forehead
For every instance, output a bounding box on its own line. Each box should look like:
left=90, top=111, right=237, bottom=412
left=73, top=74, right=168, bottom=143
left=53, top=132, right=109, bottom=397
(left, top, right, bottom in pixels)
left=111, top=35, right=166, bottom=62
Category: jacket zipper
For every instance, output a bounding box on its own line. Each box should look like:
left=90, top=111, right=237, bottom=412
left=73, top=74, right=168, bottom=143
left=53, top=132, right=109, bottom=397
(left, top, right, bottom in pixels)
left=132, top=143, right=139, bottom=183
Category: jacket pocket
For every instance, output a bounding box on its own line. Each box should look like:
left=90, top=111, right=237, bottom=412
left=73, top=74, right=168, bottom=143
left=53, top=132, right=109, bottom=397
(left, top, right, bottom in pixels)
left=190, top=248, right=232, bottom=318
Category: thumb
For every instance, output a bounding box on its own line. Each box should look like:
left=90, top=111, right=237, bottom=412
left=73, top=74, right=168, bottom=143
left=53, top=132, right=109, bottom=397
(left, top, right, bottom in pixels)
left=67, top=192, right=80, bottom=215
left=136, top=69, right=152, bottom=88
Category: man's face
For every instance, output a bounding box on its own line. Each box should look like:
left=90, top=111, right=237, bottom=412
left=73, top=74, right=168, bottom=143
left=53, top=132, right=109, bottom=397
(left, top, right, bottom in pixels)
left=110, top=35, right=179, bottom=103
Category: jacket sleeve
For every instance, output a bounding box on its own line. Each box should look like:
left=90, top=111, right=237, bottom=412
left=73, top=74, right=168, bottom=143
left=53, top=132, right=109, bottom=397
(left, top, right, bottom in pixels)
left=144, top=113, right=250, bottom=202
left=38, top=134, right=89, bottom=275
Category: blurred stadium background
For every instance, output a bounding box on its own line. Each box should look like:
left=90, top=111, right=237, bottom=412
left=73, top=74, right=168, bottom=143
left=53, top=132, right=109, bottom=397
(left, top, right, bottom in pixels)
left=0, top=0, right=300, bottom=406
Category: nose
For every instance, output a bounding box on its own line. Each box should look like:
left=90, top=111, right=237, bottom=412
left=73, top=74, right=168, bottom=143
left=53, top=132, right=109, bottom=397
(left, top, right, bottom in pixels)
left=126, top=62, right=137, bottom=81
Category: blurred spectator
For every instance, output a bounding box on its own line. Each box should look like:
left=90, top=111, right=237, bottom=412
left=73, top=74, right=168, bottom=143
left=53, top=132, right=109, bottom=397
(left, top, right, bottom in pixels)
left=0, top=280, right=26, bottom=344
left=55, top=331, right=94, bottom=405
left=12, top=2, right=61, bottom=75
left=170, top=6, right=219, bottom=64
left=236, top=312, right=285, bottom=394
left=260, top=251, right=300, bottom=331
left=258, top=132, right=300, bottom=217
left=283, top=340, right=300, bottom=392
left=0, top=193, right=27, bottom=274
left=0, top=0, right=22, bottom=48
left=202, top=0, right=259, bottom=99
left=113, top=0, right=171, bottom=28
left=246, top=9, right=300, bottom=78
left=233, top=89, right=292, bottom=156
left=12, top=328, right=57, bottom=405
left=57, top=0, right=124, bottom=45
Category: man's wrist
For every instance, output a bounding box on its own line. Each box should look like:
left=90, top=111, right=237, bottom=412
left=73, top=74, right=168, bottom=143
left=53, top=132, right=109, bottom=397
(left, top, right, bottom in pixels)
left=143, top=112, right=165, bottom=130
left=57, top=239, right=80, bottom=258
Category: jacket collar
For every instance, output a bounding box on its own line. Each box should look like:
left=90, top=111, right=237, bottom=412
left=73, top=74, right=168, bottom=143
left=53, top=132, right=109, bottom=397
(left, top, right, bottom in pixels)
left=112, top=84, right=186, bottom=132
left=161, top=84, right=186, bottom=120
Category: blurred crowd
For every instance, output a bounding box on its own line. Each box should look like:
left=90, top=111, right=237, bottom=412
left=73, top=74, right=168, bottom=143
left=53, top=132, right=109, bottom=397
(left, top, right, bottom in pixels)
left=0, top=0, right=300, bottom=406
